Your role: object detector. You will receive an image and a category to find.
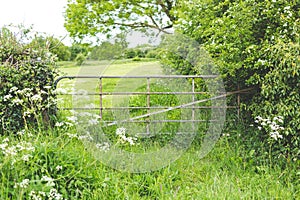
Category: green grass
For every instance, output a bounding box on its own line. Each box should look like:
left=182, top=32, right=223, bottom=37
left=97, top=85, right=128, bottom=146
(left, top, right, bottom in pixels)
left=1, top=60, right=299, bottom=199
left=1, top=130, right=299, bottom=199
left=56, top=59, right=163, bottom=109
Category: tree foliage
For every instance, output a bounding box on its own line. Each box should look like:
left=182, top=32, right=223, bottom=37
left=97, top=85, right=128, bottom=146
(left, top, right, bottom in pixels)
left=65, top=0, right=178, bottom=40
left=69, top=43, right=89, bottom=61
left=31, top=36, right=71, bottom=61
left=89, top=33, right=128, bottom=60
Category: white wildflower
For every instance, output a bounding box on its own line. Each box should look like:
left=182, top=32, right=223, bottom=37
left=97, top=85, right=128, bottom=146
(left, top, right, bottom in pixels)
left=270, top=131, right=283, bottom=140
left=258, top=126, right=262, bottom=130
left=15, top=179, right=30, bottom=188
left=16, top=142, right=35, bottom=152
left=66, top=116, right=77, bottom=123
left=31, top=94, right=43, bottom=102
left=48, top=188, right=63, bottom=200
left=0, top=143, right=8, bottom=150
left=4, top=146, right=17, bottom=156
left=222, top=133, right=230, bottom=137
left=116, top=127, right=137, bottom=145
left=40, top=90, right=48, bottom=95
left=116, top=127, right=126, bottom=136
left=29, top=190, right=46, bottom=200
left=17, top=88, right=32, bottom=95
left=22, top=154, right=32, bottom=162
left=38, top=191, right=46, bottom=197
left=125, top=137, right=137, bottom=146
left=41, top=175, right=55, bottom=187
left=17, top=130, right=25, bottom=136
left=23, top=111, right=32, bottom=117
left=55, top=165, right=62, bottom=171
left=96, top=142, right=110, bottom=152
left=43, top=86, right=52, bottom=90
left=9, top=86, right=18, bottom=93
left=256, top=116, right=263, bottom=121
left=3, top=94, right=13, bottom=101
left=66, top=132, right=78, bottom=139
left=54, top=122, right=65, bottom=127
left=270, top=123, right=278, bottom=131
left=2, top=138, right=9, bottom=143
left=12, top=98, right=24, bottom=105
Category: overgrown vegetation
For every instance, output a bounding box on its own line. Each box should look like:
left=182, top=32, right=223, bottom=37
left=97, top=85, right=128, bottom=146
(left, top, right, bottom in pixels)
left=0, top=26, right=58, bottom=133
left=171, top=0, right=300, bottom=162
left=0, top=0, right=299, bottom=199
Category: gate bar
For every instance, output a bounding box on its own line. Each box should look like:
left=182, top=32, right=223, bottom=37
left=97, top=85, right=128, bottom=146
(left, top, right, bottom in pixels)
left=105, top=88, right=253, bottom=127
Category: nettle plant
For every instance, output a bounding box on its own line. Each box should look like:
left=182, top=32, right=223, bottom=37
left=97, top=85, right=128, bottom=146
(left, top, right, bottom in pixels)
left=0, top=26, right=59, bottom=133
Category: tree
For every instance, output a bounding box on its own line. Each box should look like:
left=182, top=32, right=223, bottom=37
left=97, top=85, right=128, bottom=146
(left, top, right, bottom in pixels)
left=64, top=0, right=178, bottom=40
left=30, top=36, right=71, bottom=61
left=89, top=41, right=123, bottom=60
left=69, top=43, right=90, bottom=61
left=89, top=33, right=128, bottom=60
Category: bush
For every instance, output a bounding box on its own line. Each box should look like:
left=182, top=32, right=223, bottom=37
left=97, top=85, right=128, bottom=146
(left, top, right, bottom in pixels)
left=132, top=57, right=141, bottom=61
left=75, top=53, right=86, bottom=66
left=161, top=0, right=300, bottom=162
left=0, top=26, right=58, bottom=133
left=247, top=39, right=300, bottom=162
left=124, top=49, right=136, bottom=59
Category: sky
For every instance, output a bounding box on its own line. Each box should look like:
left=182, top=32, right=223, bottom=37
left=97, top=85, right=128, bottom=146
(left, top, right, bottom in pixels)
left=0, top=0, right=165, bottom=47
left=0, top=0, right=71, bottom=44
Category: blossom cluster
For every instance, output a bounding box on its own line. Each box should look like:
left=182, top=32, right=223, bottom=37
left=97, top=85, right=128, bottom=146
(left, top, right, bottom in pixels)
left=96, top=142, right=110, bottom=152
left=116, top=127, right=137, bottom=146
left=2, top=86, right=57, bottom=127
left=0, top=137, right=35, bottom=163
left=14, top=176, right=63, bottom=200
left=253, top=116, right=284, bottom=141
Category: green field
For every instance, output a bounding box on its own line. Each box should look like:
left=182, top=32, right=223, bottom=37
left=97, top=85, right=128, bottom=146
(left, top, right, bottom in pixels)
left=1, top=60, right=299, bottom=199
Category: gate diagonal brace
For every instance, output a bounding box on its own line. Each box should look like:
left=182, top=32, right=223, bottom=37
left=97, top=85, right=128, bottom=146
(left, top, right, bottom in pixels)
left=104, top=88, right=253, bottom=127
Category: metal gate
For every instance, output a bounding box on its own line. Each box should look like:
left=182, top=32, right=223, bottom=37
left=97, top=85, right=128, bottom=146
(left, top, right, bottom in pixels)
left=54, top=75, right=250, bottom=132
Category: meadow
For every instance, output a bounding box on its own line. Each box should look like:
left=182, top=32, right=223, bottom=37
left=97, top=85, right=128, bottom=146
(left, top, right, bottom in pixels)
left=1, top=59, right=299, bottom=199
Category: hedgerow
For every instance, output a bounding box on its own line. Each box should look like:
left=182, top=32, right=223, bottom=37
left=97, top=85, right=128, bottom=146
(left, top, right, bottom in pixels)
left=161, top=0, right=300, bottom=162
left=0, top=26, right=58, bottom=133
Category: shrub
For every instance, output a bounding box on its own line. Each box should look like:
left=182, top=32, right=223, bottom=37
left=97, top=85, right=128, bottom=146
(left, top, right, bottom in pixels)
left=0, top=26, right=58, bottom=133
left=132, top=57, right=141, bottom=61
left=161, top=0, right=300, bottom=162
left=75, top=53, right=86, bottom=66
